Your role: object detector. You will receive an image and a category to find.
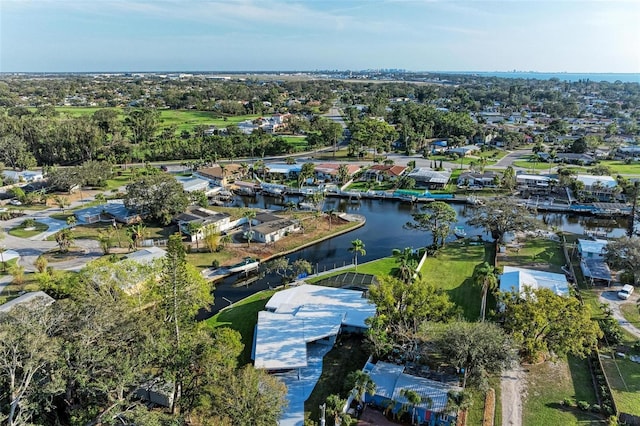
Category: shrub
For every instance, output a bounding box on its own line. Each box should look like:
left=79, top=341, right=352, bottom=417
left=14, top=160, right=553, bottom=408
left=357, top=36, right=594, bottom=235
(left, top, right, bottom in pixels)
left=22, top=218, right=36, bottom=228
left=211, top=259, right=220, bottom=268
left=577, top=400, right=590, bottom=411
left=562, top=397, right=575, bottom=407
left=591, top=404, right=601, bottom=413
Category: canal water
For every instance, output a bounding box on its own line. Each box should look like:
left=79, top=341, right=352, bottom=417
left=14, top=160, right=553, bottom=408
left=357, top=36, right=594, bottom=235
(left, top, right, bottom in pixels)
left=199, top=194, right=630, bottom=317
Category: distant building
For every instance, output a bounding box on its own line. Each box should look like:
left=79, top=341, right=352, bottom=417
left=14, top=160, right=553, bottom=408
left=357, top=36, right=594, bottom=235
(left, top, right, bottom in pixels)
left=363, top=164, right=407, bottom=182
left=406, top=168, right=452, bottom=189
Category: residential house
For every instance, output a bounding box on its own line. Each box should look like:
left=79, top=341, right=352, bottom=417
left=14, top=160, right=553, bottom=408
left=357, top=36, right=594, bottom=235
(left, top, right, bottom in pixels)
left=252, top=212, right=300, bottom=243
left=174, top=175, right=212, bottom=193
left=406, top=168, right=452, bottom=189
left=2, top=170, right=44, bottom=183
left=446, top=145, right=480, bottom=157
left=617, top=146, right=640, bottom=159
left=196, top=163, right=246, bottom=187
left=361, top=361, right=461, bottom=426
left=175, top=207, right=231, bottom=242
left=457, top=171, right=498, bottom=188
left=429, top=140, right=448, bottom=154
left=577, top=239, right=608, bottom=259
left=363, top=164, right=407, bottom=182
left=124, top=246, right=167, bottom=265
left=314, top=163, right=361, bottom=183
left=74, top=200, right=141, bottom=224
left=515, top=174, right=556, bottom=190
left=0, top=291, right=55, bottom=313
left=574, top=175, right=619, bottom=202
left=555, top=153, right=596, bottom=165
left=252, top=284, right=376, bottom=371
left=260, top=163, right=301, bottom=181
left=499, top=266, right=570, bottom=297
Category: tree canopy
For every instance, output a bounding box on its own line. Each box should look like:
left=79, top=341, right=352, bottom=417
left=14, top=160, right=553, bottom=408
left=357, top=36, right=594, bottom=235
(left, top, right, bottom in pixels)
left=604, top=236, right=640, bottom=285
left=124, top=173, right=189, bottom=225
left=468, top=198, right=541, bottom=243
left=500, top=288, right=602, bottom=362
left=406, top=201, right=457, bottom=247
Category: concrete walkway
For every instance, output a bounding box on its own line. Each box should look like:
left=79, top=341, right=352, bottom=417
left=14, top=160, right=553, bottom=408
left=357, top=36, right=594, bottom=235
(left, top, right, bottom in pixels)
left=278, top=343, right=333, bottom=426
left=0, top=275, right=14, bottom=294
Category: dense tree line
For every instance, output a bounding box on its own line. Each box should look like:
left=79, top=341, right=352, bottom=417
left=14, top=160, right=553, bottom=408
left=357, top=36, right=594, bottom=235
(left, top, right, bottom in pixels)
left=0, top=235, right=287, bottom=425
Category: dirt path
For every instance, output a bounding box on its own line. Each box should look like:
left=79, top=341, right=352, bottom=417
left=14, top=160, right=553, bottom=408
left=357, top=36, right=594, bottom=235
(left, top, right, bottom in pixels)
left=599, top=289, right=640, bottom=339
left=501, top=365, right=526, bottom=426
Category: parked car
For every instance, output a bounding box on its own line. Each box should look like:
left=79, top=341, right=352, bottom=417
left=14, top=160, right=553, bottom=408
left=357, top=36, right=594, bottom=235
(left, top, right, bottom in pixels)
left=617, top=284, right=634, bottom=300
left=9, top=199, right=22, bottom=206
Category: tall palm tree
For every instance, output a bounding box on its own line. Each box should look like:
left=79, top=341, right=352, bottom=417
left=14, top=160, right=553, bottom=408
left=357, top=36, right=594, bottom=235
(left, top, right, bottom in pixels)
left=243, top=210, right=257, bottom=247
left=473, top=262, right=498, bottom=321
left=400, top=388, right=432, bottom=425
left=349, top=239, right=366, bottom=271
left=325, top=394, right=348, bottom=426
left=326, top=208, right=336, bottom=230
left=445, top=390, right=473, bottom=420
left=128, top=223, right=148, bottom=248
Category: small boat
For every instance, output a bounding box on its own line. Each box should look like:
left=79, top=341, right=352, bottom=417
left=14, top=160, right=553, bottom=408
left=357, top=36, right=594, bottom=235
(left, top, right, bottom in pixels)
left=454, top=226, right=467, bottom=239
left=228, top=257, right=260, bottom=273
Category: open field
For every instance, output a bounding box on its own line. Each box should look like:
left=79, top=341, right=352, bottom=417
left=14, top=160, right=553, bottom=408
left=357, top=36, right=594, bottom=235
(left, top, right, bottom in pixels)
left=420, top=241, right=493, bottom=320
left=523, top=357, right=604, bottom=426
left=205, top=289, right=276, bottom=365
left=600, top=357, right=640, bottom=415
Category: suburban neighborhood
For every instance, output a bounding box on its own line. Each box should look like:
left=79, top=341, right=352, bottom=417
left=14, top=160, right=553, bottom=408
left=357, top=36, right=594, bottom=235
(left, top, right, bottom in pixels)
left=0, top=70, right=639, bottom=426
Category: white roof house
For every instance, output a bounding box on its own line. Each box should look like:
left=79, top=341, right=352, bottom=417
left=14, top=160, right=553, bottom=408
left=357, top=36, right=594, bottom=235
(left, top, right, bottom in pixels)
left=575, top=175, right=617, bottom=190
left=124, top=246, right=167, bottom=265
left=406, top=168, right=452, bottom=187
left=2, top=170, right=44, bottom=183
left=577, top=239, right=608, bottom=258
left=175, top=176, right=211, bottom=193
left=499, top=266, right=570, bottom=297
left=252, top=284, right=376, bottom=370
left=366, top=361, right=462, bottom=415
left=0, top=291, right=55, bottom=313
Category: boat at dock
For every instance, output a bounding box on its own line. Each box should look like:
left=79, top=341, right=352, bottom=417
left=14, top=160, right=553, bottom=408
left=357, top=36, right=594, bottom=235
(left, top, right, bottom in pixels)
left=454, top=226, right=467, bottom=239
left=228, top=257, right=260, bottom=273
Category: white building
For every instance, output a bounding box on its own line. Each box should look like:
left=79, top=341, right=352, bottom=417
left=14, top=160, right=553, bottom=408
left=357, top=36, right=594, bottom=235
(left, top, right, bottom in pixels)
left=499, top=266, right=570, bottom=297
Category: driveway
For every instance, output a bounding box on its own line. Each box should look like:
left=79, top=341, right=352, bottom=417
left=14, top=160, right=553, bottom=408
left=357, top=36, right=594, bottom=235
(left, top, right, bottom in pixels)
left=493, top=149, right=530, bottom=169
left=501, top=365, right=525, bottom=426
left=598, top=288, right=640, bottom=339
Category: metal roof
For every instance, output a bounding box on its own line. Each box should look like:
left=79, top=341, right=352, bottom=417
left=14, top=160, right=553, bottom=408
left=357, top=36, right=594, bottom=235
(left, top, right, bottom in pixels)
left=499, top=266, right=570, bottom=297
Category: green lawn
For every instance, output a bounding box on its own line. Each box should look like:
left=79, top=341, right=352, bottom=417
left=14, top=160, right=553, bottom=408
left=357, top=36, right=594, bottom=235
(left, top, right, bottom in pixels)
left=523, top=357, right=604, bottom=426
left=513, top=158, right=557, bottom=171
left=500, top=238, right=565, bottom=273
left=600, top=357, right=640, bottom=415
left=598, top=160, right=640, bottom=176
left=8, top=221, right=49, bottom=238
left=205, top=290, right=276, bottom=365
left=420, top=241, right=493, bottom=320
left=186, top=250, right=235, bottom=269
left=467, top=376, right=502, bottom=426
left=620, top=303, right=640, bottom=329
left=304, top=334, right=370, bottom=424
left=307, top=256, right=405, bottom=283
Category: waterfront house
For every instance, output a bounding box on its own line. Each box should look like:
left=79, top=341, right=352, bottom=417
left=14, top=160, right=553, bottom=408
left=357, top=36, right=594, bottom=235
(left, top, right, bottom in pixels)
left=252, top=284, right=376, bottom=371
left=252, top=217, right=301, bottom=243
left=174, top=175, right=211, bottom=193
left=360, top=361, right=461, bottom=426
left=457, top=171, right=498, bottom=188
left=175, top=207, right=231, bottom=242
left=574, top=175, right=619, bottom=201
left=196, top=164, right=245, bottom=187
left=363, top=164, right=407, bottom=182
left=499, top=266, right=570, bottom=297
left=406, top=168, right=452, bottom=189
left=315, top=163, right=360, bottom=183
left=515, top=174, right=555, bottom=190
left=577, top=239, right=608, bottom=259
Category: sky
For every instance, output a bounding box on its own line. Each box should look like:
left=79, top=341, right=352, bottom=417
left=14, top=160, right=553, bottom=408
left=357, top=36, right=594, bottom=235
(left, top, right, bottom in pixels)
left=1, top=0, right=639, bottom=73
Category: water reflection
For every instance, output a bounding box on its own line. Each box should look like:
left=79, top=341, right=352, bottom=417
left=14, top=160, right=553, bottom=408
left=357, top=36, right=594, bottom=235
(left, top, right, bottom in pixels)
left=199, top=194, right=629, bottom=317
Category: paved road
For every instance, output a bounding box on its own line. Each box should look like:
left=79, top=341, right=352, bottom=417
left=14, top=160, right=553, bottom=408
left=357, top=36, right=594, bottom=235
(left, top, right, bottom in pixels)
left=494, top=149, right=532, bottom=169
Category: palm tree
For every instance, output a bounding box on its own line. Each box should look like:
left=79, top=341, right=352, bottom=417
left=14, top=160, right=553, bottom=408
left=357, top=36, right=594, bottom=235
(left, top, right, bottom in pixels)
left=326, top=208, right=336, bottom=230
left=346, top=370, right=376, bottom=407
left=95, top=192, right=107, bottom=204
left=128, top=223, right=148, bottom=248
left=349, top=239, right=366, bottom=271
left=325, top=394, right=348, bottom=426
left=188, top=222, right=203, bottom=249
left=392, top=247, right=418, bottom=283
left=243, top=210, right=257, bottom=247
left=400, top=388, right=432, bottom=425
left=473, top=262, right=498, bottom=321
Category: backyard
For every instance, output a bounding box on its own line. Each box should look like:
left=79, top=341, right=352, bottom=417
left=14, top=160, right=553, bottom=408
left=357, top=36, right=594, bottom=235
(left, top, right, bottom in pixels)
left=600, top=357, right=640, bottom=416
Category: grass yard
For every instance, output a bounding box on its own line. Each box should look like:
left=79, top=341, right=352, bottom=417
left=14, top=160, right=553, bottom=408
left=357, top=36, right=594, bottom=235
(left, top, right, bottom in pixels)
left=186, top=250, right=235, bottom=269
left=598, top=160, right=640, bottom=176
left=304, top=334, right=370, bottom=424
left=8, top=221, right=49, bottom=238
left=621, top=303, right=640, bottom=329
left=205, top=289, right=276, bottom=365
left=523, top=357, right=605, bottom=426
left=600, top=357, right=640, bottom=415
left=420, top=241, right=493, bottom=320
left=280, top=135, right=308, bottom=151
left=466, top=376, right=502, bottom=426
left=499, top=238, right=565, bottom=273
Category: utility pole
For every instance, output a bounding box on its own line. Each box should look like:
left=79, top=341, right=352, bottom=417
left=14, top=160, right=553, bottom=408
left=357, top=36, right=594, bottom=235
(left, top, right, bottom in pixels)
left=627, top=181, right=639, bottom=237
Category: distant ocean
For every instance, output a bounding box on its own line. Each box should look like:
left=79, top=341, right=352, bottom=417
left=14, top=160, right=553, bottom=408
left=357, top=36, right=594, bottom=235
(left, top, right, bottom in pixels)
left=441, top=71, right=640, bottom=84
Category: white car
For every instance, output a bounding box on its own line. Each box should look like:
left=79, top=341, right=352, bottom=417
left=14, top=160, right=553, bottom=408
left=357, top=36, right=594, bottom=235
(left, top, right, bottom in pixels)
left=618, top=284, right=634, bottom=300
left=9, top=199, right=22, bottom=206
